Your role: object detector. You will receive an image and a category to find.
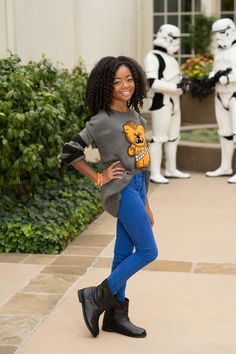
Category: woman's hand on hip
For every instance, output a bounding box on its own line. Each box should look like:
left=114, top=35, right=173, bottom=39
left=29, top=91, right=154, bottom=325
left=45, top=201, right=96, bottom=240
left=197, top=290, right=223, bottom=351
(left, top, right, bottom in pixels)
left=102, top=161, right=125, bottom=185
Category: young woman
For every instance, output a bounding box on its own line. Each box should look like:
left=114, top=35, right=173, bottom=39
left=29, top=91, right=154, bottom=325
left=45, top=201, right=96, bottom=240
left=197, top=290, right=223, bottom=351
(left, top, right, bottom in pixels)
left=61, top=56, right=158, bottom=338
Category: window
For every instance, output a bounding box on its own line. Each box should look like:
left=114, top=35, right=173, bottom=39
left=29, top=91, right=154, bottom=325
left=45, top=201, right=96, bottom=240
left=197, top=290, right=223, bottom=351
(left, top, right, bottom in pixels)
left=220, top=0, right=236, bottom=21
left=153, top=0, right=202, bottom=63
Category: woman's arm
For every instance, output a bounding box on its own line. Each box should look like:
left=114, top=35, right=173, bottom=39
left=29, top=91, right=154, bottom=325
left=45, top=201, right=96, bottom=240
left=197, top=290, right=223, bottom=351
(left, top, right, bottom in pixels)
left=146, top=198, right=154, bottom=226
left=72, top=160, right=98, bottom=183
left=72, top=160, right=125, bottom=185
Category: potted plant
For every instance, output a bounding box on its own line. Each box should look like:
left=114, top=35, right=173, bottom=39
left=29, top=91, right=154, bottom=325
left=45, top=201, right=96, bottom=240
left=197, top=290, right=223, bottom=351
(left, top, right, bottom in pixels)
left=180, top=14, right=217, bottom=125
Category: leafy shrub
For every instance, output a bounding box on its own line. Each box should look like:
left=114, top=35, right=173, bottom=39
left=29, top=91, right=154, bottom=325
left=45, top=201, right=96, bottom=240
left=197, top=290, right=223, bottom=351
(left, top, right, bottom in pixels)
left=0, top=169, right=102, bottom=254
left=0, top=54, right=104, bottom=254
left=0, top=54, right=89, bottom=189
left=183, top=13, right=216, bottom=55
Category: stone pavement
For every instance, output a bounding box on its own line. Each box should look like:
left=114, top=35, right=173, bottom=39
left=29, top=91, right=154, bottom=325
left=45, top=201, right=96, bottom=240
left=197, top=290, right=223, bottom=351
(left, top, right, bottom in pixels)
left=0, top=173, right=236, bottom=354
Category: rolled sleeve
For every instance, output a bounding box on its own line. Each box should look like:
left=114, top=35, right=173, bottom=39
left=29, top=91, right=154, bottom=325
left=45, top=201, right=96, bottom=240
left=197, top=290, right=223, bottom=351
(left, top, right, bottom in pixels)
left=61, top=124, right=95, bottom=165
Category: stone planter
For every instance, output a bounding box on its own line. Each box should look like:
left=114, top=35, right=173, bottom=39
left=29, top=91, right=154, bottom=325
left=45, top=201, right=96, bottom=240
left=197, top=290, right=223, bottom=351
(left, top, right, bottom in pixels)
left=180, top=92, right=216, bottom=125
left=177, top=140, right=236, bottom=173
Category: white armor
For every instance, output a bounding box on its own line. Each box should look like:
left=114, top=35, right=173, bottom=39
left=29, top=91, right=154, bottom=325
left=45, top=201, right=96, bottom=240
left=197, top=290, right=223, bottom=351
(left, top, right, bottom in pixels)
left=144, top=24, right=190, bottom=183
left=206, top=18, right=236, bottom=183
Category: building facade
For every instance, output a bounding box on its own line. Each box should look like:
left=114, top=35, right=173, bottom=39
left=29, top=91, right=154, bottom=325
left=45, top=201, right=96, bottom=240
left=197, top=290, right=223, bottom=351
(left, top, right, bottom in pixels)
left=0, top=0, right=236, bottom=70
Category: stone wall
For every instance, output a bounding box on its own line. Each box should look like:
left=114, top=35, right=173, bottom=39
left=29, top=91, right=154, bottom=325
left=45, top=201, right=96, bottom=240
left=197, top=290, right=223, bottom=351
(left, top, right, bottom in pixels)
left=180, top=93, right=216, bottom=125
left=177, top=141, right=236, bottom=173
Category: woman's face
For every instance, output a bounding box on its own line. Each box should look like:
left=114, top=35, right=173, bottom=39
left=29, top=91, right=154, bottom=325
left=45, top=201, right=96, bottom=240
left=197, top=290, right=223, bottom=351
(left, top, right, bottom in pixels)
left=112, top=65, right=135, bottom=105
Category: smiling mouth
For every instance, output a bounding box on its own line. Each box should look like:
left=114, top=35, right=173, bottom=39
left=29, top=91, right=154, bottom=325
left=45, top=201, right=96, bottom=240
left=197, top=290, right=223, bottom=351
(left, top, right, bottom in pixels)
left=122, top=91, right=131, bottom=96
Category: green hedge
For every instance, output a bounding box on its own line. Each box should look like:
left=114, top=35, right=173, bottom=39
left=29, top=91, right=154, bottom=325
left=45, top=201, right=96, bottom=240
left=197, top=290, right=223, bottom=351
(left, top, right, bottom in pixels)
left=0, top=169, right=102, bottom=254
left=0, top=54, right=89, bottom=189
left=0, top=54, right=103, bottom=254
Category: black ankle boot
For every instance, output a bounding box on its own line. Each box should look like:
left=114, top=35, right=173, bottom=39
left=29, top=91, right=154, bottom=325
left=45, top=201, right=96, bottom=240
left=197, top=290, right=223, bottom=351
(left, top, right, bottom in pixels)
left=78, top=279, right=117, bottom=337
left=102, top=298, right=147, bottom=338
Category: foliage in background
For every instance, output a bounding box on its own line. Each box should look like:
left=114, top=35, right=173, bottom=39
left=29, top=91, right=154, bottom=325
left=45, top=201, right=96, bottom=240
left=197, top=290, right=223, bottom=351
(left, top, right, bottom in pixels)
left=184, top=13, right=216, bottom=55
left=0, top=169, right=102, bottom=254
left=0, top=54, right=104, bottom=254
left=0, top=54, right=89, bottom=190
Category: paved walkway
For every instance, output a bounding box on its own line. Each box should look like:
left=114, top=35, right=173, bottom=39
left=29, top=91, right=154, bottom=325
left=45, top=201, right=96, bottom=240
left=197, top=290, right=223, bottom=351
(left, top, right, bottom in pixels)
left=0, top=171, right=236, bottom=354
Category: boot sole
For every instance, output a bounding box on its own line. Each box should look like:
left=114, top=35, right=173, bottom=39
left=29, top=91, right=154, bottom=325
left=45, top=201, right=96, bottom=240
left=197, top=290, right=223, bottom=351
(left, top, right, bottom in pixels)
left=102, top=326, right=147, bottom=338
left=78, top=290, right=98, bottom=337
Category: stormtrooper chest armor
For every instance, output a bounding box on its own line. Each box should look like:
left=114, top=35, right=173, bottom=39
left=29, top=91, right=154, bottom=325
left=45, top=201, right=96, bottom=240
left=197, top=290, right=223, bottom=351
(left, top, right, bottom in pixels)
left=152, top=50, right=180, bottom=83
left=214, top=44, right=236, bottom=72
left=214, top=44, right=236, bottom=93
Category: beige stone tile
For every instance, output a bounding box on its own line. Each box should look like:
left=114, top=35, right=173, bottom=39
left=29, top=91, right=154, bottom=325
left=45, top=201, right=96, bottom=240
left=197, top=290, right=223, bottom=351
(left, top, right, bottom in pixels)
left=144, top=260, right=192, bottom=273
left=13, top=267, right=236, bottom=354
left=0, top=264, right=42, bottom=308
left=41, top=265, right=87, bottom=276
left=148, top=181, right=158, bottom=194
left=0, top=254, right=28, bottom=263
left=94, top=258, right=192, bottom=273
left=23, top=274, right=77, bottom=294
left=70, top=234, right=114, bottom=247
left=100, top=238, right=115, bottom=257
left=0, top=293, right=60, bottom=316
left=150, top=173, right=236, bottom=264
left=62, top=246, right=103, bottom=256
left=0, top=315, right=40, bottom=345
left=195, top=262, right=236, bottom=275
left=22, top=254, right=56, bottom=265
left=50, top=255, right=95, bottom=267
left=94, top=257, right=112, bottom=268
left=0, top=345, right=17, bottom=354
left=78, top=212, right=116, bottom=235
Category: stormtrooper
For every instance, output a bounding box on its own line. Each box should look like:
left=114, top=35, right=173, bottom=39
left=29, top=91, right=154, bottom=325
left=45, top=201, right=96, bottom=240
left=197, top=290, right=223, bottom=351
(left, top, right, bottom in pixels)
left=144, top=24, right=190, bottom=184
left=206, top=18, right=236, bottom=183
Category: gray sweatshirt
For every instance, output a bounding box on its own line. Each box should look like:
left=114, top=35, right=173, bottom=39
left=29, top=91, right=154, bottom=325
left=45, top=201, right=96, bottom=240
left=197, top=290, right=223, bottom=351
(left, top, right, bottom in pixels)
left=61, top=109, right=151, bottom=217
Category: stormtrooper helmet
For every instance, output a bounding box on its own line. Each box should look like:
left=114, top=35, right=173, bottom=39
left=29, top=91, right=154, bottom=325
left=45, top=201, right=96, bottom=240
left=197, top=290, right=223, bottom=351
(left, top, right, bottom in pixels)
left=212, top=18, right=236, bottom=49
left=153, top=24, right=181, bottom=55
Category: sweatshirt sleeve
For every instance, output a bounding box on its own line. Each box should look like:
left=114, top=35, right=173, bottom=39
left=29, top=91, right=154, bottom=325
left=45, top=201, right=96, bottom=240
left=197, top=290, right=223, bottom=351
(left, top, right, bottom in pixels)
left=61, top=120, right=96, bottom=165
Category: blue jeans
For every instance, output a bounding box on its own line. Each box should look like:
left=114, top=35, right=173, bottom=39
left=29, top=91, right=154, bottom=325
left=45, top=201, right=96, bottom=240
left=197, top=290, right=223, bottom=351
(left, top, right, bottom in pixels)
left=107, top=173, right=158, bottom=301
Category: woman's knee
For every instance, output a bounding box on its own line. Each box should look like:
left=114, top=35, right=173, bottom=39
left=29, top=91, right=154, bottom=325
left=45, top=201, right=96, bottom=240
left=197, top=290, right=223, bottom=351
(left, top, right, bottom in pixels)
left=141, top=244, right=158, bottom=264
left=150, top=245, right=158, bottom=262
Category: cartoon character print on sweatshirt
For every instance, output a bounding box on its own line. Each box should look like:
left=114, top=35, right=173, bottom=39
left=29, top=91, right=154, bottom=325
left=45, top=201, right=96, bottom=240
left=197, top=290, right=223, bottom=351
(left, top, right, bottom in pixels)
left=123, top=121, right=151, bottom=168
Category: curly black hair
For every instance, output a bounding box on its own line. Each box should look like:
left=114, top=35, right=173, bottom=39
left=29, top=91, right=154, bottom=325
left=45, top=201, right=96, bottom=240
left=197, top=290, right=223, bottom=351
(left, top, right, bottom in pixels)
left=85, top=56, right=147, bottom=116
